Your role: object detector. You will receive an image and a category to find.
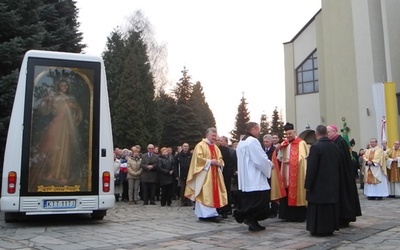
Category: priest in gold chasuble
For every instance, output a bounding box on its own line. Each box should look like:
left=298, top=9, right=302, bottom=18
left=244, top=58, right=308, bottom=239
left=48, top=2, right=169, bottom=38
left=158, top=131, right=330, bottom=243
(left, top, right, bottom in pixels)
left=363, top=138, right=389, bottom=199
left=386, top=141, right=400, bottom=197
left=185, top=127, right=227, bottom=222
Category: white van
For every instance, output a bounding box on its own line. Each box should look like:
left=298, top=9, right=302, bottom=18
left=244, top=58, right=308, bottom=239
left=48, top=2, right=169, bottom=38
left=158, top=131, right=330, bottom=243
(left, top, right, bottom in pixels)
left=1, top=50, right=115, bottom=222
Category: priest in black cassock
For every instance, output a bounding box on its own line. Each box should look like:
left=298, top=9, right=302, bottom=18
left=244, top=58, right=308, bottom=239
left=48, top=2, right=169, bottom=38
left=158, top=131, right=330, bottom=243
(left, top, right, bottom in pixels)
left=305, top=125, right=340, bottom=236
left=327, top=125, right=362, bottom=227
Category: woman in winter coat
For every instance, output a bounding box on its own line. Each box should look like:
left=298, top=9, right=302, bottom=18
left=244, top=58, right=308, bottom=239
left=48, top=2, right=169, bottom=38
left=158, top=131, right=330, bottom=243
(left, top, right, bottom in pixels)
left=158, top=147, right=175, bottom=206
left=127, top=146, right=143, bottom=204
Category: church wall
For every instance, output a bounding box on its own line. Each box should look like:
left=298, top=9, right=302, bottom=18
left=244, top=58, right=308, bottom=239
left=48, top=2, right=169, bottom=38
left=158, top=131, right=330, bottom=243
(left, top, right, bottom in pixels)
left=284, top=0, right=400, bottom=150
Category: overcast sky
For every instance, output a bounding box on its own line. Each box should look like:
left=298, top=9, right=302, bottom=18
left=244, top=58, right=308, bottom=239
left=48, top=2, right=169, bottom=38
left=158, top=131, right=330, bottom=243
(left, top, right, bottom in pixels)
left=75, top=0, right=321, bottom=138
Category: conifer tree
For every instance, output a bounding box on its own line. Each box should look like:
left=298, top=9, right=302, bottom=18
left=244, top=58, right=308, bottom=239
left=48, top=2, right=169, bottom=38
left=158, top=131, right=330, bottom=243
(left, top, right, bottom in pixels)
left=104, top=27, right=161, bottom=148
left=103, top=30, right=125, bottom=123
left=40, top=0, right=86, bottom=52
left=156, top=90, right=180, bottom=147
left=0, top=0, right=44, bottom=160
left=173, top=67, right=201, bottom=147
left=230, top=94, right=250, bottom=142
left=270, top=107, right=285, bottom=141
left=259, top=113, right=270, bottom=142
left=189, top=81, right=216, bottom=131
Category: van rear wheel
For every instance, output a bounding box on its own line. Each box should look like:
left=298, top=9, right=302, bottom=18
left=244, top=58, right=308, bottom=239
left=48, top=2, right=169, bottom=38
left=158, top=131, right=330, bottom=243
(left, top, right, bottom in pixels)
left=91, top=210, right=106, bottom=220
left=4, top=212, right=23, bottom=223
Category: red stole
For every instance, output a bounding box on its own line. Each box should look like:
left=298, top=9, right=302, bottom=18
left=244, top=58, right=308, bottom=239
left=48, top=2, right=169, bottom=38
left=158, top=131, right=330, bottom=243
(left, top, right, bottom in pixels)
left=281, top=137, right=302, bottom=206
left=207, top=144, right=220, bottom=208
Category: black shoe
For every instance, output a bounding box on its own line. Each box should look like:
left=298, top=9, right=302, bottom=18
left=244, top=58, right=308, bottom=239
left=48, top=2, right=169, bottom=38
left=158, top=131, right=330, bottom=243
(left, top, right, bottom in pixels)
left=221, top=213, right=228, bottom=219
left=376, top=197, right=383, bottom=200
left=255, top=221, right=266, bottom=230
left=248, top=225, right=259, bottom=231
left=143, top=202, right=149, bottom=205
left=244, top=218, right=261, bottom=231
left=269, top=213, right=277, bottom=218
left=150, top=202, right=156, bottom=205
left=199, top=217, right=222, bottom=223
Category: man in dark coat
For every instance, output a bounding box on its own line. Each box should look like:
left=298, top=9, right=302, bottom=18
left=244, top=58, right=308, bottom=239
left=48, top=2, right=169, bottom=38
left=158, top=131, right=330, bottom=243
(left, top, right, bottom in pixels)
left=174, top=143, right=192, bottom=206
left=305, top=125, right=340, bottom=236
left=140, top=144, right=159, bottom=205
left=262, top=134, right=279, bottom=218
left=217, top=136, right=237, bottom=218
left=327, top=125, right=362, bottom=227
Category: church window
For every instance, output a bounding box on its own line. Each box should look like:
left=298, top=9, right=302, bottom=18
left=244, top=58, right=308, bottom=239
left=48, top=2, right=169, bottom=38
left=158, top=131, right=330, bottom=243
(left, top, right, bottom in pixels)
left=296, top=50, right=318, bottom=94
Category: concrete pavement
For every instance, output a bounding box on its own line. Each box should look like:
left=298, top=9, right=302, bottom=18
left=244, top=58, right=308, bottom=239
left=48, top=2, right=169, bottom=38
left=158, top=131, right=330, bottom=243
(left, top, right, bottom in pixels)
left=0, top=187, right=400, bottom=249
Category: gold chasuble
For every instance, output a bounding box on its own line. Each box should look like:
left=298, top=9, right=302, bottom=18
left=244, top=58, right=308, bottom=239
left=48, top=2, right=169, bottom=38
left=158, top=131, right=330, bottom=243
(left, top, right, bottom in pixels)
left=270, top=150, right=286, bottom=201
left=386, top=149, right=400, bottom=183
left=184, top=139, right=227, bottom=208
left=280, top=137, right=308, bottom=206
left=363, top=147, right=386, bottom=184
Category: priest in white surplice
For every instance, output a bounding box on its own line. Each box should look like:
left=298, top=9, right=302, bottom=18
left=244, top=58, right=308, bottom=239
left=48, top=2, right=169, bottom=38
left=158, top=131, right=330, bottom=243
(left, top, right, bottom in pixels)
left=234, top=122, right=273, bottom=231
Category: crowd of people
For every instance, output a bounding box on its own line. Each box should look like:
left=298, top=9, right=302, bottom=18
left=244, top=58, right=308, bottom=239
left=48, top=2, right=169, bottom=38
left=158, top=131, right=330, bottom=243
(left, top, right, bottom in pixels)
left=114, top=144, right=192, bottom=206
left=113, top=122, right=399, bottom=236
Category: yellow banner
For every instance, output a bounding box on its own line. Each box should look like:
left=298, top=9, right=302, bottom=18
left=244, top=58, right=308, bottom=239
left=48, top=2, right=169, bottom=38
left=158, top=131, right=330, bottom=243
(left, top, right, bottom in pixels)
left=384, top=82, right=399, bottom=147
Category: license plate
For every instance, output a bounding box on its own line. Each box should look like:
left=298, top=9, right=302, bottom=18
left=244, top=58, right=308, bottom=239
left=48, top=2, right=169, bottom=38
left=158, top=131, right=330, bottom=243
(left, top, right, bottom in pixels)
left=43, top=200, right=76, bottom=209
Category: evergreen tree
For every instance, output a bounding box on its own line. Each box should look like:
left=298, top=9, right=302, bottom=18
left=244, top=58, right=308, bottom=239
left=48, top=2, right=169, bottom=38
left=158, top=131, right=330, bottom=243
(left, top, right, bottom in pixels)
left=270, top=107, right=285, bottom=141
left=40, top=0, right=86, bottom=52
left=156, top=90, right=180, bottom=148
left=230, top=94, right=250, bottom=143
left=104, top=27, right=161, bottom=149
left=259, top=113, right=270, bottom=142
left=0, top=0, right=44, bottom=153
left=173, top=67, right=201, bottom=147
left=189, top=81, right=216, bottom=131
left=103, top=29, right=126, bottom=127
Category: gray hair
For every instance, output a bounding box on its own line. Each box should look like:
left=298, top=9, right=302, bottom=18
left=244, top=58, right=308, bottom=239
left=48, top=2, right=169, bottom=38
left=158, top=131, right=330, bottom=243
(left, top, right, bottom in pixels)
left=245, top=122, right=259, bottom=133
left=220, top=136, right=228, bottom=144
left=205, top=127, right=217, bottom=135
left=263, top=134, right=273, bottom=140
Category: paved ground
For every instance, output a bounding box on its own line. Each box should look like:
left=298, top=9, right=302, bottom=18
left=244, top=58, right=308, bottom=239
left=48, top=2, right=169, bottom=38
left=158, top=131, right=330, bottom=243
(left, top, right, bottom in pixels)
left=0, top=187, right=400, bottom=250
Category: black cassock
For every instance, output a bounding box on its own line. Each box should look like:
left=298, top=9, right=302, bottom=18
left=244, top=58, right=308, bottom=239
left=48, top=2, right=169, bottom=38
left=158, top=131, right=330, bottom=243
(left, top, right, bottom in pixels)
left=305, top=137, right=340, bottom=235
left=332, top=135, right=362, bottom=226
